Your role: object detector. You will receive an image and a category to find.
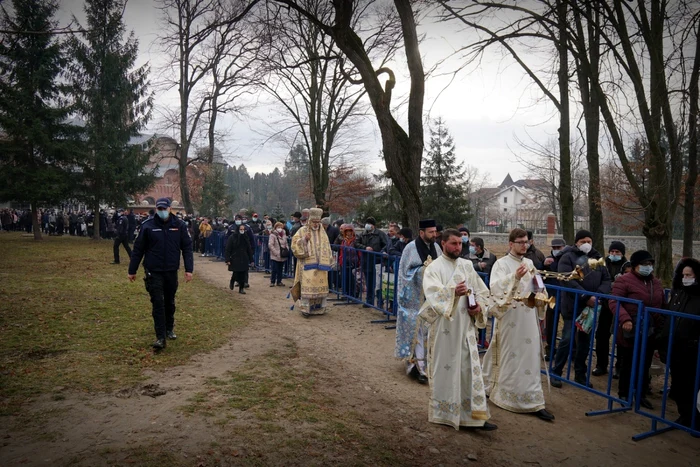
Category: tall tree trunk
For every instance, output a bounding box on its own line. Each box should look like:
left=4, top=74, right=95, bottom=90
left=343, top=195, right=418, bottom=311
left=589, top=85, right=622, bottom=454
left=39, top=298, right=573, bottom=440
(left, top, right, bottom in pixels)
left=576, top=4, right=604, bottom=250
left=683, top=23, right=700, bottom=257
left=557, top=0, right=574, bottom=243
left=30, top=201, right=42, bottom=241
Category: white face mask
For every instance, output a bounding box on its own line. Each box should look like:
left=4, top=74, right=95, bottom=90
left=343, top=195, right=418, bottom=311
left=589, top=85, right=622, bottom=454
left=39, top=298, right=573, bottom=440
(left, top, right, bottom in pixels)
left=552, top=250, right=562, bottom=257
left=276, top=228, right=283, bottom=234
left=579, top=243, right=592, bottom=254
left=682, top=277, right=696, bottom=287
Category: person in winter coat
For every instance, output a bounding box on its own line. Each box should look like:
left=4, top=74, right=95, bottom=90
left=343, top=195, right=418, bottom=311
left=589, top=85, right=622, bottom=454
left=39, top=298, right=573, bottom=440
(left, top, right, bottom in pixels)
left=335, top=224, right=360, bottom=298
left=659, top=257, right=700, bottom=429
left=268, top=222, right=289, bottom=287
left=593, top=241, right=628, bottom=377
left=608, top=250, right=665, bottom=409
left=552, top=230, right=611, bottom=388
left=542, top=237, right=566, bottom=360
left=225, top=223, right=253, bottom=294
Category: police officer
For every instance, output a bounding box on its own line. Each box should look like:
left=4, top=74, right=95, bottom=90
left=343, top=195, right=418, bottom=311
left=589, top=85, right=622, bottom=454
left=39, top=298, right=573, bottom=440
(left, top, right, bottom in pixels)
left=127, top=198, right=194, bottom=350
left=112, top=208, right=132, bottom=264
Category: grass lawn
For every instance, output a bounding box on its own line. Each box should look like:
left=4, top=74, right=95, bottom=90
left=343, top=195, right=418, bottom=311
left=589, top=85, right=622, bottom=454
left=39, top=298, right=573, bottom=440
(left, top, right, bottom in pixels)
left=0, top=233, right=247, bottom=415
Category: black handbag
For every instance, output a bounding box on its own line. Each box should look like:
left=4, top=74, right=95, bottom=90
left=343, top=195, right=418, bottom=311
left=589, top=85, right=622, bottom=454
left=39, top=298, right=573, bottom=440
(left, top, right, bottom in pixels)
left=277, top=236, right=290, bottom=258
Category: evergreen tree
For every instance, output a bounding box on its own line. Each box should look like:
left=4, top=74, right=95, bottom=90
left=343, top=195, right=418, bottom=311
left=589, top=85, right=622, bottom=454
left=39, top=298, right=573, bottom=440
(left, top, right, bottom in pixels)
left=420, top=117, right=471, bottom=227
left=67, top=0, right=154, bottom=239
left=0, top=0, right=80, bottom=240
left=199, top=164, right=234, bottom=218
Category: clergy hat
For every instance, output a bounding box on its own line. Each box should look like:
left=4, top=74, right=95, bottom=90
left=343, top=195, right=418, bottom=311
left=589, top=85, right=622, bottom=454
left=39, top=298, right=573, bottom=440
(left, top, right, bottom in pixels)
left=419, top=219, right=436, bottom=229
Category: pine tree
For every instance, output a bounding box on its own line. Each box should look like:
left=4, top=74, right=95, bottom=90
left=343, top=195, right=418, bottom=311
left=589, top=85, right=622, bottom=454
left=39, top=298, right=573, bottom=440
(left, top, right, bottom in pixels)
left=0, top=0, right=80, bottom=240
left=420, top=117, right=471, bottom=227
left=199, top=164, right=234, bottom=218
left=67, top=0, right=154, bottom=239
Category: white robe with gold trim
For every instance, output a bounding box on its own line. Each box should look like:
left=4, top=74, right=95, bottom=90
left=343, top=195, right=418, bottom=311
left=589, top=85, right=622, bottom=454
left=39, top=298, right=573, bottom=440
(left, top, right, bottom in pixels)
left=482, top=254, right=547, bottom=413
left=420, top=255, right=491, bottom=429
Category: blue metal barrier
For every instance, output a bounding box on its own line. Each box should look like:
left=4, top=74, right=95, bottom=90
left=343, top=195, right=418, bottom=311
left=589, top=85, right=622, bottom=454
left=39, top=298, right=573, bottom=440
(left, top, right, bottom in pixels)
left=631, top=306, right=700, bottom=441
left=544, top=284, right=644, bottom=415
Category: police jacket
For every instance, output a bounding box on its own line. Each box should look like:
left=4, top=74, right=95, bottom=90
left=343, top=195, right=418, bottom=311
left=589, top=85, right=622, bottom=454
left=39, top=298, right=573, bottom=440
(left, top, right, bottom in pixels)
left=128, top=214, right=194, bottom=275
left=116, top=214, right=129, bottom=238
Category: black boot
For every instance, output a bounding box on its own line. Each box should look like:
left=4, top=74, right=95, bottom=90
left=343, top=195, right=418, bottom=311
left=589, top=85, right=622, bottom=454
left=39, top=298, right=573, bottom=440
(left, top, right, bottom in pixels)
left=229, top=278, right=234, bottom=290
left=239, top=286, right=246, bottom=294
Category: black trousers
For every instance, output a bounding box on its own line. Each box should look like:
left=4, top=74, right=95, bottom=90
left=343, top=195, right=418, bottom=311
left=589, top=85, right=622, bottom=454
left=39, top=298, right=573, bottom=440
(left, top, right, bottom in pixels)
left=147, top=271, right=178, bottom=340
left=595, top=303, right=614, bottom=370
left=617, top=336, right=655, bottom=399
left=670, top=342, right=700, bottom=426
left=113, top=236, right=132, bottom=263
left=230, top=271, right=246, bottom=291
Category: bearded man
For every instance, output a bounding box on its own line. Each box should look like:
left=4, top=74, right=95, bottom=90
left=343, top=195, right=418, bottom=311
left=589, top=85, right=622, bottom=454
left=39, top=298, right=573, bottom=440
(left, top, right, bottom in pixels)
left=290, top=207, right=333, bottom=317
left=395, top=219, right=442, bottom=384
left=419, top=229, right=496, bottom=431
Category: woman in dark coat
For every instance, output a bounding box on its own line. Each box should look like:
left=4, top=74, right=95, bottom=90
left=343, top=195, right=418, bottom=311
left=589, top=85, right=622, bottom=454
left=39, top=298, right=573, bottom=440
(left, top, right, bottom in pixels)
left=609, top=250, right=665, bottom=409
left=659, top=258, right=700, bottom=429
left=225, top=224, right=253, bottom=294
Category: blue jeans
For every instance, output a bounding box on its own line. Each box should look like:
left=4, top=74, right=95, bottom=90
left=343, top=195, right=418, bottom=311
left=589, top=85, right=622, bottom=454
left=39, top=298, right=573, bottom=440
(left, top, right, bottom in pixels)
left=270, top=260, right=284, bottom=284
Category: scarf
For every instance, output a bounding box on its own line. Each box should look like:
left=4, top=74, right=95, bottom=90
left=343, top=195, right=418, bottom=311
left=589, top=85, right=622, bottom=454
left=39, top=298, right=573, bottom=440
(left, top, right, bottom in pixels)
left=415, top=237, right=438, bottom=263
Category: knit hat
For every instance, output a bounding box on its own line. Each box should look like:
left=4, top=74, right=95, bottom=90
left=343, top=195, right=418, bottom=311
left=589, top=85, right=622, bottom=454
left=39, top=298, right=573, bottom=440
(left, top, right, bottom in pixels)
left=630, top=250, right=654, bottom=267
left=399, top=228, right=413, bottom=239
left=458, top=227, right=470, bottom=234
left=321, top=217, right=330, bottom=225
left=292, top=211, right=302, bottom=219
left=608, top=241, right=626, bottom=255
left=574, top=230, right=592, bottom=243
left=365, top=217, right=376, bottom=226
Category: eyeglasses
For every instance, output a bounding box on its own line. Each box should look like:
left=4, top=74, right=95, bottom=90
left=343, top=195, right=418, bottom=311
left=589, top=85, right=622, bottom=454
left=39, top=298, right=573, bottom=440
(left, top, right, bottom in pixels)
left=512, top=241, right=529, bottom=245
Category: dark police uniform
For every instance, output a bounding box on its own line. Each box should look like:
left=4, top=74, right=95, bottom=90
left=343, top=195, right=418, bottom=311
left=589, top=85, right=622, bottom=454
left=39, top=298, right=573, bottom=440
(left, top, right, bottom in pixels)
left=128, top=208, right=193, bottom=347
left=113, top=211, right=132, bottom=263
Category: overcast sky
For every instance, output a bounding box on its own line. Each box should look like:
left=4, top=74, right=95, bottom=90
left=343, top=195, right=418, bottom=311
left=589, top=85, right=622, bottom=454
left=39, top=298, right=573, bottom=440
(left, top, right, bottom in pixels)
left=56, top=0, right=562, bottom=187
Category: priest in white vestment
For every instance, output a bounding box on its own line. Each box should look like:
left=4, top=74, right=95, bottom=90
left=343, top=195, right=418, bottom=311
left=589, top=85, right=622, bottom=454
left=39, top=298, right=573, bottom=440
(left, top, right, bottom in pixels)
left=482, top=228, right=555, bottom=421
left=419, top=229, right=497, bottom=431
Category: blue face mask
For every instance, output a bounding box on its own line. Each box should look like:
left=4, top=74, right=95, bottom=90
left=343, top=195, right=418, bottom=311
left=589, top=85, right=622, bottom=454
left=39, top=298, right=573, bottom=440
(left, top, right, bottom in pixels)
left=235, top=220, right=242, bottom=226
left=638, top=265, right=654, bottom=276
left=461, top=236, right=469, bottom=244
left=157, top=210, right=169, bottom=220
left=469, top=246, right=477, bottom=255
left=608, top=254, right=622, bottom=262
left=365, top=224, right=372, bottom=231
left=400, top=237, right=406, bottom=243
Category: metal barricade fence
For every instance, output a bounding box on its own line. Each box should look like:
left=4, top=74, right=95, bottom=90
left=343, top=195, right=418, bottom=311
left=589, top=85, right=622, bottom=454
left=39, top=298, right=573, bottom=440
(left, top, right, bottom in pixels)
left=328, top=246, right=400, bottom=324
left=632, top=306, right=700, bottom=440
left=545, top=284, right=645, bottom=415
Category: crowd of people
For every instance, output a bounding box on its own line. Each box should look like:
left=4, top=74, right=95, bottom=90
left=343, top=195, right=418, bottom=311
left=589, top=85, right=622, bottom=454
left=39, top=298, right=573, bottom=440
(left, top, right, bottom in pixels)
left=4, top=203, right=698, bottom=435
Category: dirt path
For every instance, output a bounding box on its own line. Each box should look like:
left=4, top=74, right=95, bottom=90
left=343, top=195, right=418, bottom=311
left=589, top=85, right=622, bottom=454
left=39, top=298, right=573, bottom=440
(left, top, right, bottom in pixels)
left=1, top=257, right=697, bottom=466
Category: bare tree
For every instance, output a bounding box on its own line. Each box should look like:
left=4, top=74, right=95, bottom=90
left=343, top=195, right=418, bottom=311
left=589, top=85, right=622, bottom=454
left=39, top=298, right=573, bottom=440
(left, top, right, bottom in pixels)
left=261, top=0, right=394, bottom=212
left=270, top=0, right=427, bottom=230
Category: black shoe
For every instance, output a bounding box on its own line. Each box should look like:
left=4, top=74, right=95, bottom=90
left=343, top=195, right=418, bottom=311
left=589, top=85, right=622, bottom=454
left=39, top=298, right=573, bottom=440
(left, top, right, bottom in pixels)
left=245, top=283, right=250, bottom=288
left=270, top=283, right=275, bottom=287
left=550, top=378, right=562, bottom=388
left=417, top=374, right=428, bottom=385
left=534, top=409, right=555, bottom=421
left=110, top=261, right=120, bottom=265
left=592, top=367, right=607, bottom=377
left=166, top=331, right=177, bottom=340
left=544, top=353, right=550, bottom=362
left=239, top=289, right=246, bottom=294
left=152, top=339, right=166, bottom=350
left=463, top=421, right=498, bottom=431
left=612, top=370, right=619, bottom=380
left=362, top=304, right=371, bottom=308
left=276, top=282, right=285, bottom=287
left=640, top=397, right=654, bottom=410
left=575, top=378, right=593, bottom=389
left=229, top=282, right=234, bottom=290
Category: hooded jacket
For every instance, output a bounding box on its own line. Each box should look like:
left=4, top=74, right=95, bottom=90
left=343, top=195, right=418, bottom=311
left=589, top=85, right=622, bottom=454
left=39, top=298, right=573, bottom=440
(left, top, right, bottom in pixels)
left=557, top=245, right=612, bottom=320
left=658, top=258, right=700, bottom=361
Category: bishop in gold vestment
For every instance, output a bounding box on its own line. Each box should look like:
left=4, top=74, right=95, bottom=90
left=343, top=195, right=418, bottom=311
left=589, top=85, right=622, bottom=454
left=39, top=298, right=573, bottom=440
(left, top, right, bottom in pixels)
left=290, top=208, right=333, bottom=317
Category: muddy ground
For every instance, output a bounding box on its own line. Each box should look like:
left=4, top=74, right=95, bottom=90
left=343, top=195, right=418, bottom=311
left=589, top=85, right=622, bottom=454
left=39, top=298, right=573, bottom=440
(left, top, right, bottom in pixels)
left=1, top=257, right=697, bottom=466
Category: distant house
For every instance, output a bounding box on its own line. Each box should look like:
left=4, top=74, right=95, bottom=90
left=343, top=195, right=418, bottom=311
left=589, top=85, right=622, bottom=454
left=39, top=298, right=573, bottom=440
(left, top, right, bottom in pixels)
left=470, top=174, right=551, bottom=233
left=128, top=137, right=226, bottom=214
